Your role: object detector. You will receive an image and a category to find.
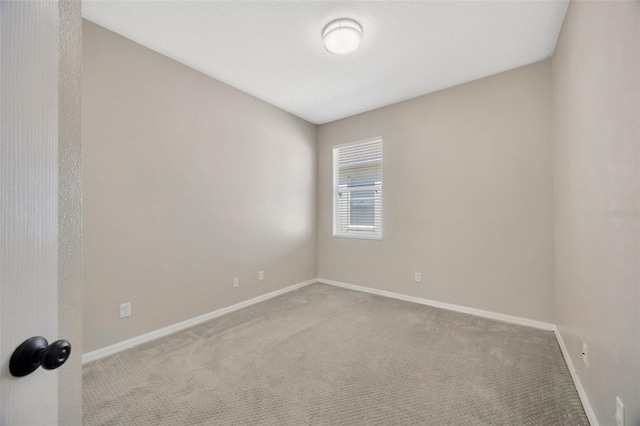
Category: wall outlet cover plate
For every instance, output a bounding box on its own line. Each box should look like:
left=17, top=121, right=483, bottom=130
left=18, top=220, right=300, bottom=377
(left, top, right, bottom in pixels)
left=616, top=396, right=625, bottom=426
left=120, top=303, right=131, bottom=318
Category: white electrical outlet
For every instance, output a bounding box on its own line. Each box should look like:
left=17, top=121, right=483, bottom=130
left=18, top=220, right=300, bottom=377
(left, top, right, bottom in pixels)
left=120, top=302, right=131, bottom=318
left=415, top=272, right=422, bottom=283
left=259, top=271, right=264, bottom=281
left=615, top=396, right=625, bottom=426
left=582, top=342, right=588, bottom=366
left=233, top=277, right=239, bottom=288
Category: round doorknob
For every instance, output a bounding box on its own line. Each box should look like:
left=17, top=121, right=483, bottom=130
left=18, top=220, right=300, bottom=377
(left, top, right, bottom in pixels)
left=41, top=339, right=71, bottom=370
left=9, top=336, right=72, bottom=377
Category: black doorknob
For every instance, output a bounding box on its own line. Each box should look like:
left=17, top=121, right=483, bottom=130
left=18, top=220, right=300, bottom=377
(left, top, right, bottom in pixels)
left=9, top=336, right=72, bottom=377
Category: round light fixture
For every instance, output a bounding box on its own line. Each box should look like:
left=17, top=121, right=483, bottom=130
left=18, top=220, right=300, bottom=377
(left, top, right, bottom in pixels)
left=322, top=18, right=363, bottom=55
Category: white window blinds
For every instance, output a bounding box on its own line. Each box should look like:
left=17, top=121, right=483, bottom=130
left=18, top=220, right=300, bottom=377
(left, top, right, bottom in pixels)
left=333, top=138, right=382, bottom=239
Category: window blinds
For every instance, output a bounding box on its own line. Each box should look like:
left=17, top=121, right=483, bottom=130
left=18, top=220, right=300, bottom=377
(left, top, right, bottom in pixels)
left=333, top=138, right=382, bottom=239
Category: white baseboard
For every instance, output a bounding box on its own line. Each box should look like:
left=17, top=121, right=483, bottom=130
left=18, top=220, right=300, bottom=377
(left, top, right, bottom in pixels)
left=553, top=327, right=599, bottom=426
left=317, top=278, right=555, bottom=331
left=82, top=278, right=317, bottom=364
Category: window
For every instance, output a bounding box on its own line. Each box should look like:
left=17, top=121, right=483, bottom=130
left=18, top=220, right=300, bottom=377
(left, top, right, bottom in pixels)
left=333, top=138, right=382, bottom=239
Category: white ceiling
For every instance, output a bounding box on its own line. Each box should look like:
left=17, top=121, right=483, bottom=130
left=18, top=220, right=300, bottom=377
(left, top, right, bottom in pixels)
left=83, top=0, right=569, bottom=124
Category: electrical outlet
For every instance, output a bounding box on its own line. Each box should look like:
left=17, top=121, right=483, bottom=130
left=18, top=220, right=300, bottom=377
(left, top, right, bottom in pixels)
left=415, top=272, right=422, bottom=283
left=582, top=342, right=588, bottom=366
left=615, top=396, right=625, bottom=426
left=120, top=302, right=131, bottom=318
left=259, top=271, right=264, bottom=281
left=233, top=277, right=239, bottom=288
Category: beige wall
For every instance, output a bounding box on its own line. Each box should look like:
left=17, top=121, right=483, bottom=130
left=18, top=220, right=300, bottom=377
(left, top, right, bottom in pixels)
left=82, top=21, right=317, bottom=352
left=317, top=61, right=554, bottom=323
left=552, top=2, right=640, bottom=425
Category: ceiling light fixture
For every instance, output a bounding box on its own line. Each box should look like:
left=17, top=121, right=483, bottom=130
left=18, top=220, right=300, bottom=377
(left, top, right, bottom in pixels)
left=322, top=18, right=363, bottom=55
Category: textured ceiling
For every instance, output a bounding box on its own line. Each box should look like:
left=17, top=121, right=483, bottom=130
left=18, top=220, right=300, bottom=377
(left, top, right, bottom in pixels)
left=83, top=1, right=569, bottom=124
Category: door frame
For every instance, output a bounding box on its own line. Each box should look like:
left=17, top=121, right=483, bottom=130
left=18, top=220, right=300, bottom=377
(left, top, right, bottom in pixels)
left=57, top=1, right=83, bottom=424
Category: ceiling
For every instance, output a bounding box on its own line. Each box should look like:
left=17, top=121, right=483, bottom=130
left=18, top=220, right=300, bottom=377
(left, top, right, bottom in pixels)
left=83, top=1, right=569, bottom=124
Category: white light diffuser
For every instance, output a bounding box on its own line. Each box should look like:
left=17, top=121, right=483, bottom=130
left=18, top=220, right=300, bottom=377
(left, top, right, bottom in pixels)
left=322, top=19, right=363, bottom=55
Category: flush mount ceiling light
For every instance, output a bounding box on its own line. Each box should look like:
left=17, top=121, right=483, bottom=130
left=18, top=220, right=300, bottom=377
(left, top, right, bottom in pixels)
left=322, top=18, right=363, bottom=55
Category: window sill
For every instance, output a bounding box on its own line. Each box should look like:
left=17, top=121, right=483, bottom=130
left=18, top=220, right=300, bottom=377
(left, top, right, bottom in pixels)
left=333, top=233, right=382, bottom=240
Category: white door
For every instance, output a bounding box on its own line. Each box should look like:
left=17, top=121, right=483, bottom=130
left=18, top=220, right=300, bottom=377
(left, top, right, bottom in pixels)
left=0, top=1, right=82, bottom=424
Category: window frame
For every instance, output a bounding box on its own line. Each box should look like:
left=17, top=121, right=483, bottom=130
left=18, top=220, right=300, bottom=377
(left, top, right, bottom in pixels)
left=332, top=137, right=383, bottom=240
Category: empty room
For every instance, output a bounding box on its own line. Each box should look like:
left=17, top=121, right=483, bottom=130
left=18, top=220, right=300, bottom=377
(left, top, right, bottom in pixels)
left=1, top=0, right=638, bottom=425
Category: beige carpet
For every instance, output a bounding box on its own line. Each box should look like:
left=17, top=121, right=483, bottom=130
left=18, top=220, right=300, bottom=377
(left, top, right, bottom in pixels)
left=83, top=283, right=588, bottom=425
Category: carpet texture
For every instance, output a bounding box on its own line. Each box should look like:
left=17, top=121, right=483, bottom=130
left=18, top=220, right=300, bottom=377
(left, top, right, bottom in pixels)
left=83, top=283, right=588, bottom=425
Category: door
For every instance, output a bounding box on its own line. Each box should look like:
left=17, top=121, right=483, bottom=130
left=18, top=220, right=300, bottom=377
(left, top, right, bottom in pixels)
left=0, top=1, right=82, bottom=424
